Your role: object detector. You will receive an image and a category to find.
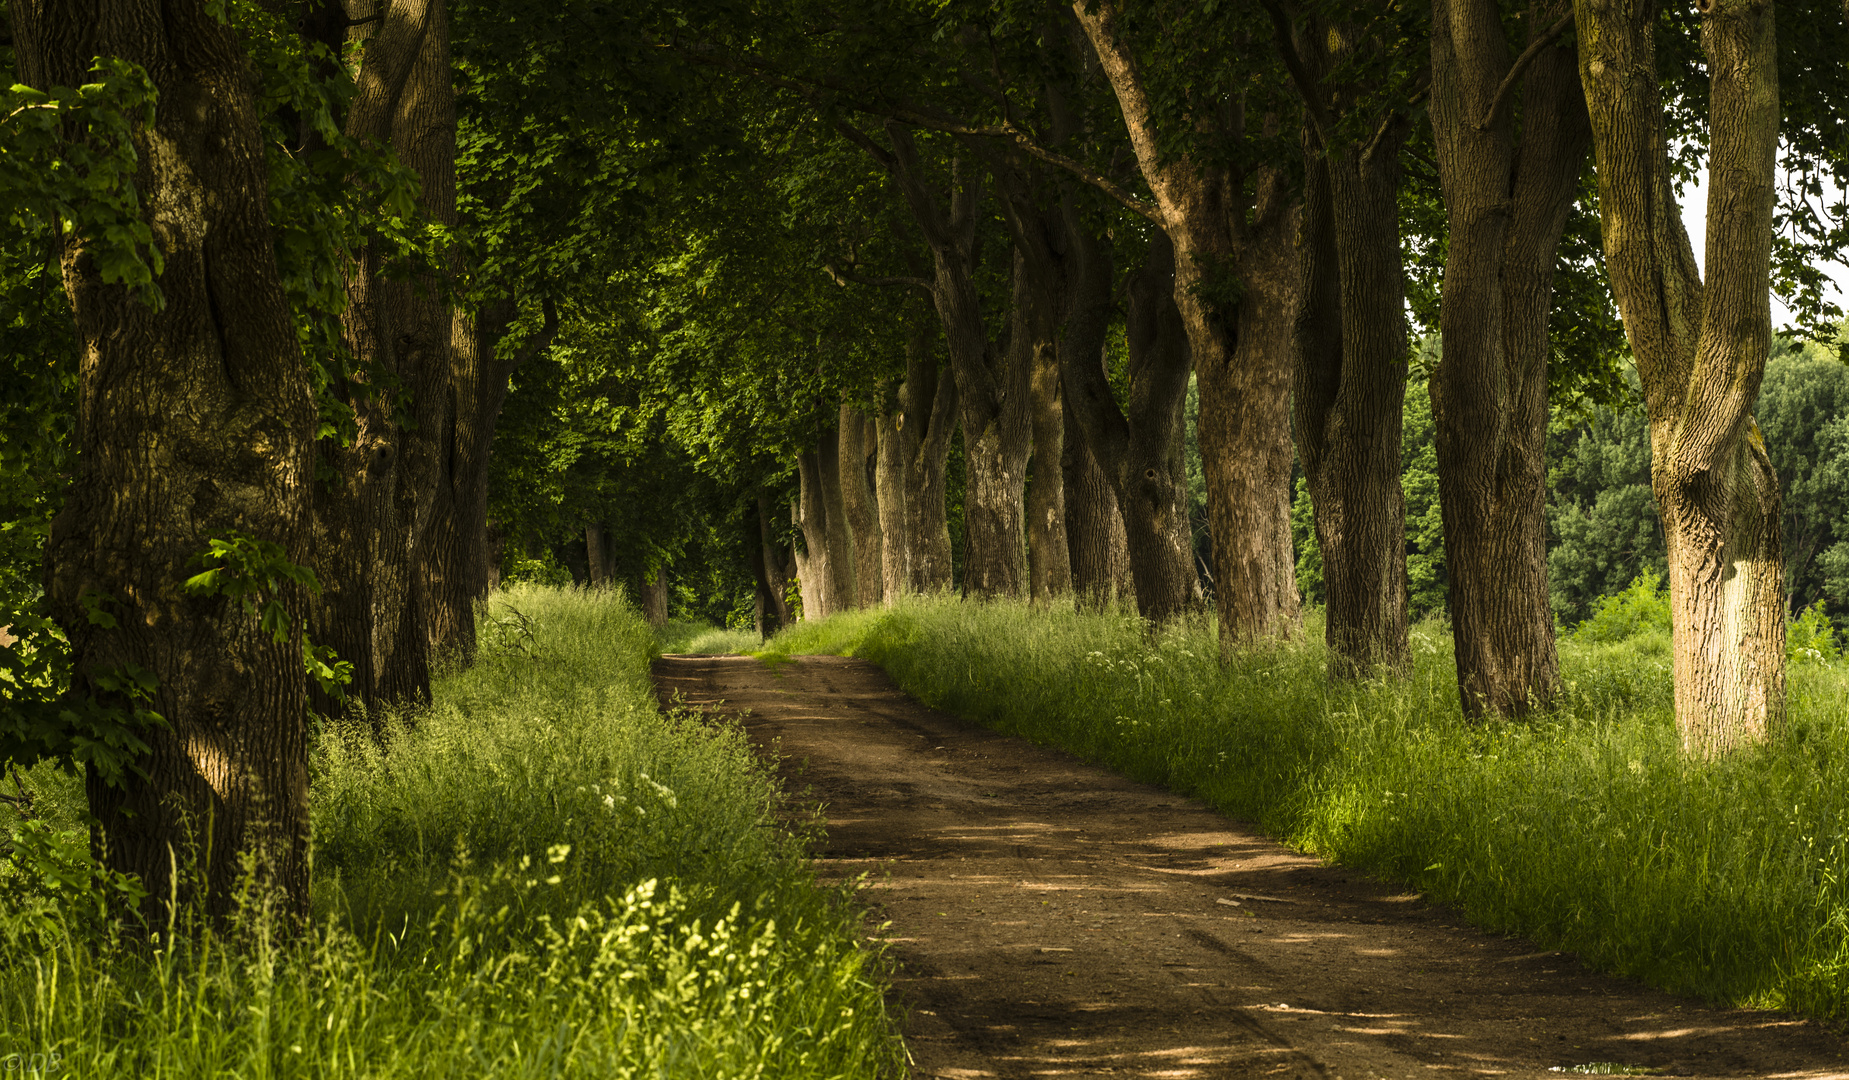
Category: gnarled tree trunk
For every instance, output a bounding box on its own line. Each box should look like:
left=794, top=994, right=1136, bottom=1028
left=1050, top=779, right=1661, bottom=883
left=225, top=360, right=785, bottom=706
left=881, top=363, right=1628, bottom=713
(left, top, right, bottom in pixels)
left=23, top=0, right=317, bottom=919
left=1074, top=1, right=1300, bottom=655
left=897, top=326, right=959, bottom=593
left=1064, top=224, right=1199, bottom=623
left=864, top=125, right=1029, bottom=598
left=1008, top=247, right=1072, bottom=604
left=1428, top=0, right=1590, bottom=715
left=1574, top=0, right=1785, bottom=755
left=1277, top=15, right=1416, bottom=676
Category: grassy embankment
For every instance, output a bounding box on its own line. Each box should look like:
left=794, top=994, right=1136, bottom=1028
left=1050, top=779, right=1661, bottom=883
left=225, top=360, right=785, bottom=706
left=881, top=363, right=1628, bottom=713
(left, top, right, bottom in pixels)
left=693, top=590, right=1849, bottom=1021
left=0, top=586, right=903, bottom=1078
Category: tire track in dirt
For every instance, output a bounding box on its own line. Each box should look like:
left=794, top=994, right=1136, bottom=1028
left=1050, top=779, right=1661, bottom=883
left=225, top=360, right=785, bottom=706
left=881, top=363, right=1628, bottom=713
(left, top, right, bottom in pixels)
left=653, top=653, right=1849, bottom=1079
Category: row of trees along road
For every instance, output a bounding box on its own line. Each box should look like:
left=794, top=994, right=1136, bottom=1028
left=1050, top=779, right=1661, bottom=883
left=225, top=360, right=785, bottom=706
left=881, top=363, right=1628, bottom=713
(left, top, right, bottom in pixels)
left=0, top=0, right=1846, bottom=921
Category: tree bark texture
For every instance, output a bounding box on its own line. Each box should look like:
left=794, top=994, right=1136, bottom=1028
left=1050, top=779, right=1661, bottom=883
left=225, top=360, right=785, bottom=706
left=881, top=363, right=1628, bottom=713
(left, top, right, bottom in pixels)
left=794, top=450, right=837, bottom=619
left=875, top=408, right=910, bottom=604
left=311, top=0, right=454, bottom=720
left=1063, top=223, right=1199, bottom=623
left=1074, top=0, right=1300, bottom=653
left=1062, top=405, right=1133, bottom=611
left=1054, top=209, right=1134, bottom=612
left=421, top=299, right=552, bottom=663
left=1282, top=19, right=1415, bottom=677
left=838, top=402, right=883, bottom=609
left=584, top=523, right=613, bottom=588
left=1574, top=0, right=1785, bottom=755
left=817, top=422, right=859, bottom=608
left=633, top=568, right=669, bottom=627
left=750, top=493, right=793, bottom=634
left=19, top=0, right=316, bottom=919
left=1428, top=0, right=1590, bottom=716
left=894, top=321, right=960, bottom=593
left=876, top=126, right=1030, bottom=599
left=1006, top=245, right=1073, bottom=604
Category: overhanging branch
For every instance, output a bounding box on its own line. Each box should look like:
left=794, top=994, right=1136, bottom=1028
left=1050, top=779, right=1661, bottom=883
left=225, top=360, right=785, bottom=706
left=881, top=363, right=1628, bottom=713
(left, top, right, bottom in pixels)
left=1478, top=10, right=1576, bottom=132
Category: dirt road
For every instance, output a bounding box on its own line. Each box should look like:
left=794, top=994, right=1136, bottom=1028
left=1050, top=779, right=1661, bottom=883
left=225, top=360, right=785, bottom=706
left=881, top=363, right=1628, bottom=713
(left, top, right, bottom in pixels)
left=653, top=653, right=1849, bottom=1079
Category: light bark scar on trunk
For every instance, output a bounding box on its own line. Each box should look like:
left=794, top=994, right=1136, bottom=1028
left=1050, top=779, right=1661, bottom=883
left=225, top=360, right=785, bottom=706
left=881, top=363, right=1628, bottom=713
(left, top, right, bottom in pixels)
left=145, top=132, right=207, bottom=246
left=186, top=735, right=234, bottom=799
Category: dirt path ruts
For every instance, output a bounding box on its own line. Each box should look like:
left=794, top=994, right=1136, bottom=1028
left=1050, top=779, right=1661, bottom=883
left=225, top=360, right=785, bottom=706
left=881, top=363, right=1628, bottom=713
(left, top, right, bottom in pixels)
left=652, top=654, right=1849, bottom=1079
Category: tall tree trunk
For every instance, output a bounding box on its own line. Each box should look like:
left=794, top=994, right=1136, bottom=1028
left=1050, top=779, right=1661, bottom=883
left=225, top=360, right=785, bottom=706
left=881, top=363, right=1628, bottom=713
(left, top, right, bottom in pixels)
left=897, top=325, right=960, bottom=593
left=1064, top=224, right=1200, bottom=623
left=22, top=0, right=316, bottom=919
left=1275, top=16, right=1417, bottom=676
left=860, top=125, right=1030, bottom=598
left=1073, top=1, right=1300, bottom=653
left=795, top=450, right=836, bottom=619
left=1429, top=0, right=1590, bottom=715
left=422, top=299, right=554, bottom=664
left=585, top=524, right=609, bottom=588
left=311, top=0, right=454, bottom=720
left=635, top=569, right=669, bottom=627
left=875, top=409, right=911, bottom=604
left=817, top=423, right=859, bottom=609
left=751, top=493, right=794, bottom=634
left=839, top=403, right=883, bottom=609
left=1008, top=248, right=1072, bottom=604
left=1574, top=0, right=1785, bottom=755
left=1053, top=203, right=1135, bottom=613
left=1063, top=406, right=1133, bottom=611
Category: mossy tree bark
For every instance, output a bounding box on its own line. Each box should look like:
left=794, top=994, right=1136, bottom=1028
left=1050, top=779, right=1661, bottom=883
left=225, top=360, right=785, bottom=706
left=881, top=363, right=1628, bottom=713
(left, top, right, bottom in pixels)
left=1573, top=0, right=1784, bottom=755
left=19, top=0, right=317, bottom=918
left=1428, top=0, right=1590, bottom=715
left=1074, top=0, right=1301, bottom=656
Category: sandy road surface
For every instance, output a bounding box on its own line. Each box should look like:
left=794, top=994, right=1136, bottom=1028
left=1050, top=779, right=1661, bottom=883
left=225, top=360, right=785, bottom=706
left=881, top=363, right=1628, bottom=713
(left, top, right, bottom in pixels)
left=652, top=653, right=1849, bottom=1080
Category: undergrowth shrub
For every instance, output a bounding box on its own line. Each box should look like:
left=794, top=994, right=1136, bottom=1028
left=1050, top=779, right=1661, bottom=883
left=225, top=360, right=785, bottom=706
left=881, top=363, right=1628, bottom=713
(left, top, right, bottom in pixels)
left=0, top=585, right=901, bottom=1078
left=776, top=593, right=1849, bottom=1020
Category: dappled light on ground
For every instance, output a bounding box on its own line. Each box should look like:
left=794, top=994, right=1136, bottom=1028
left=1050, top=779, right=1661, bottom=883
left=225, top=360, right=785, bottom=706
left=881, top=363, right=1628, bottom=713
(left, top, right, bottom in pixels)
left=656, top=652, right=1849, bottom=1079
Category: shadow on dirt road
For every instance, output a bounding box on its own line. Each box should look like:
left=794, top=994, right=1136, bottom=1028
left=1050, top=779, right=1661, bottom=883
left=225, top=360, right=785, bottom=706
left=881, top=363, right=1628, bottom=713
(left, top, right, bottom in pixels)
left=653, top=653, right=1849, bottom=1080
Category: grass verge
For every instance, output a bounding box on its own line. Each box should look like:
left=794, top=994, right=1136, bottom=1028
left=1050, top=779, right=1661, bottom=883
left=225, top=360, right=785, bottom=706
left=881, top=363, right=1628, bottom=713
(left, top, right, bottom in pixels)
left=765, top=594, right=1849, bottom=1020
left=1, top=585, right=904, bottom=1078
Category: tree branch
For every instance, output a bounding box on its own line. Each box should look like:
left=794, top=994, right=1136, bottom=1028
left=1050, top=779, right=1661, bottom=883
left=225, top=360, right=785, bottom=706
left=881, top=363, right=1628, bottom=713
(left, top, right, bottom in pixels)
left=1257, top=0, right=1333, bottom=142
left=823, top=263, right=933, bottom=294
left=663, top=39, right=1162, bottom=225
left=1477, top=9, right=1575, bottom=132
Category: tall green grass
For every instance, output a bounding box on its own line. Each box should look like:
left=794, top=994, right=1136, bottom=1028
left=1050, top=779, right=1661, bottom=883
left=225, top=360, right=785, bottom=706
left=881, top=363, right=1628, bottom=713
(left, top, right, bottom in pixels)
left=769, top=594, right=1849, bottom=1019
left=0, top=586, right=903, bottom=1078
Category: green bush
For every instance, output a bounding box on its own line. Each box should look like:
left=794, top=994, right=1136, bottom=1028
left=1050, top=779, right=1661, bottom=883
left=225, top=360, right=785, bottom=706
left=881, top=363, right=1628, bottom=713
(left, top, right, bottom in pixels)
left=0, top=586, right=902, bottom=1078
left=1790, top=601, right=1842, bottom=664
left=1574, top=568, right=1671, bottom=642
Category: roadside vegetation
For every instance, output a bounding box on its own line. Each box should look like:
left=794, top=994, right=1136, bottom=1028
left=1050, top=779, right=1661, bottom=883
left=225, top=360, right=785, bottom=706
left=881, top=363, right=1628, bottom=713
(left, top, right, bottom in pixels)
left=0, top=586, right=902, bottom=1079
left=745, top=587, right=1849, bottom=1021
